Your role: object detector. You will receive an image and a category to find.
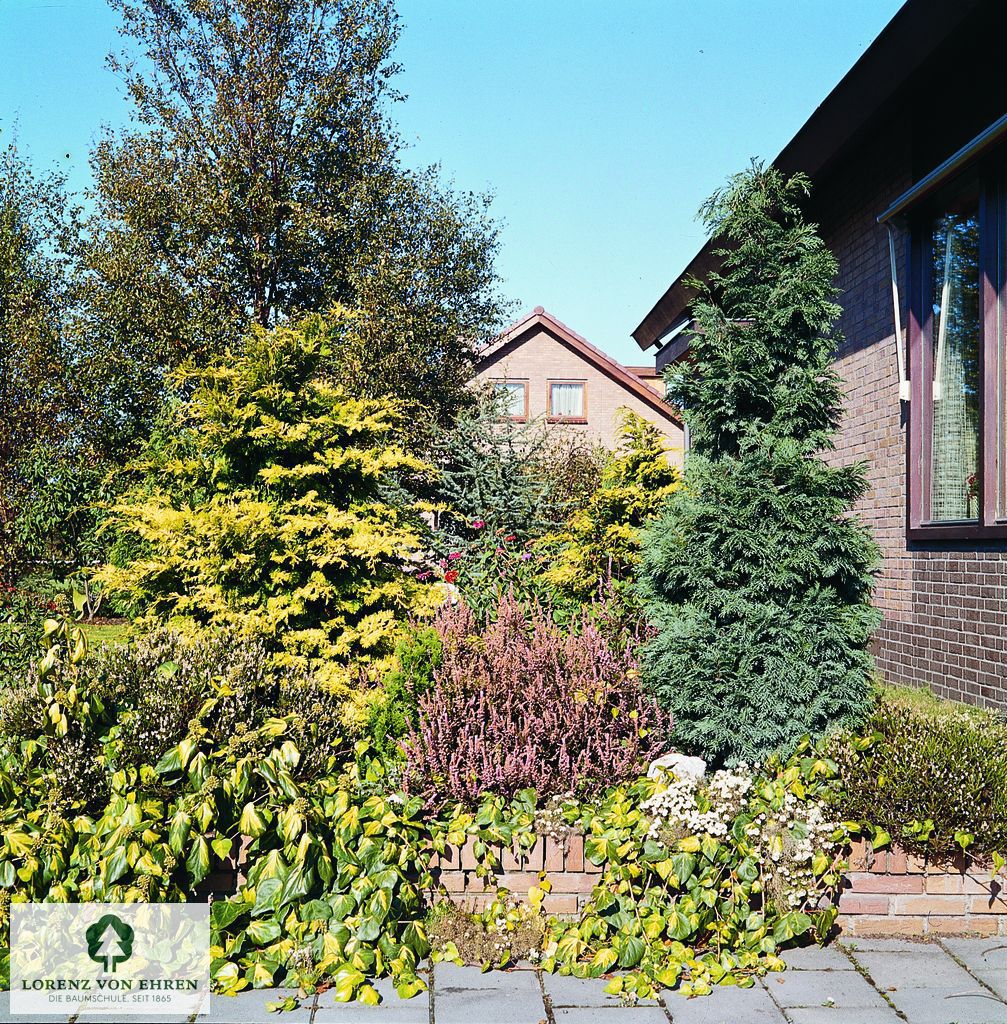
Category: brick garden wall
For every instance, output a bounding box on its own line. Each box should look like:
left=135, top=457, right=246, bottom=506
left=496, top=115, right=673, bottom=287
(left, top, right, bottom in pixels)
left=431, top=836, right=1007, bottom=938
left=839, top=840, right=1007, bottom=937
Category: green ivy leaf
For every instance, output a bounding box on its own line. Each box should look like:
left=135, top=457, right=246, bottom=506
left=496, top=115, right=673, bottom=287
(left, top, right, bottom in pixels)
left=186, top=836, right=210, bottom=885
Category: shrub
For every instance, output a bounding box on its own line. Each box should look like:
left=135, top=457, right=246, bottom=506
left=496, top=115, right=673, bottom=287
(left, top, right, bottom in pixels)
left=0, top=582, right=60, bottom=688
left=0, top=615, right=849, bottom=1005
left=540, top=739, right=847, bottom=999
left=400, top=595, right=673, bottom=805
left=835, top=687, right=1007, bottom=859
left=96, top=314, right=437, bottom=714
left=367, top=627, right=442, bottom=760
left=542, top=409, right=681, bottom=604
left=638, top=165, right=880, bottom=766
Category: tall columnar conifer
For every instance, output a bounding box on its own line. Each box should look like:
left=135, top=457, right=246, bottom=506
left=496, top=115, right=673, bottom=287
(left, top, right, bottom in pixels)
left=638, top=164, right=881, bottom=765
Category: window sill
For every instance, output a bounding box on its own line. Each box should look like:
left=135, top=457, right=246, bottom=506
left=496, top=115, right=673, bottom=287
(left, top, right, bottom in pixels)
left=908, top=522, right=1007, bottom=541
left=547, top=416, right=588, bottom=424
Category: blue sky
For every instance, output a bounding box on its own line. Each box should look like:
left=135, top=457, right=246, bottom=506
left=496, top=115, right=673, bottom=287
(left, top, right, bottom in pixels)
left=1, top=0, right=904, bottom=362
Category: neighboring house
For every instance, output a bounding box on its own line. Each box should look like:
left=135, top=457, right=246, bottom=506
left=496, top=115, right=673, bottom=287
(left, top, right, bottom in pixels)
left=632, top=0, right=1007, bottom=708
left=475, top=306, right=684, bottom=465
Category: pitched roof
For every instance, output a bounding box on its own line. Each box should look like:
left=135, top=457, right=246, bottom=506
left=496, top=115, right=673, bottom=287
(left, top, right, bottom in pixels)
left=632, top=0, right=986, bottom=351
left=479, top=306, right=681, bottom=424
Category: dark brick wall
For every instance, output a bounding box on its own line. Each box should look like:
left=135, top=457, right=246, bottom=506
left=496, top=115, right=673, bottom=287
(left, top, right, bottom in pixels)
left=809, top=111, right=1007, bottom=709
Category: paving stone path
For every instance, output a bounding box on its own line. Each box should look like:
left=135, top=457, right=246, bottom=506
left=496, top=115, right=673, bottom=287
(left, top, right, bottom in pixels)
left=4, top=938, right=1007, bottom=1023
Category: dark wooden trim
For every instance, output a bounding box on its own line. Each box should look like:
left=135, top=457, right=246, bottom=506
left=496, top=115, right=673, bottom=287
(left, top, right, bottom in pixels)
left=980, top=178, right=999, bottom=526
left=906, top=162, right=1007, bottom=542
left=909, top=523, right=1007, bottom=541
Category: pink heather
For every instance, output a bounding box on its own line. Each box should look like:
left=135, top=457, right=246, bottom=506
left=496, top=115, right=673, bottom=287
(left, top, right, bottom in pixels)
left=400, top=594, right=674, bottom=806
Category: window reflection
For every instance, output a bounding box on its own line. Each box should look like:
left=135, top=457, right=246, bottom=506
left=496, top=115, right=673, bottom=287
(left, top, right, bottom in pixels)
left=930, top=202, right=980, bottom=521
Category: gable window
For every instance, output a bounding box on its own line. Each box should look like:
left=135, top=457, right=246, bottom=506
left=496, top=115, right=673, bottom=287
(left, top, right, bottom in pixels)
left=548, top=380, right=586, bottom=422
left=492, top=379, right=528, bottom=421
left=903, top=167, right=1004, bottom=539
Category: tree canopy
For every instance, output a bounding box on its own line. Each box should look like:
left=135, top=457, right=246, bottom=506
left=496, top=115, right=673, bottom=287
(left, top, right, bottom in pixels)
left=79, top=0, right=505, bottom=450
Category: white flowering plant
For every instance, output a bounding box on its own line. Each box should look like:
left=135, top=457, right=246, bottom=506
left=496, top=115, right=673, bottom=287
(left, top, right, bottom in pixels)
left=541, top=736, right=850, bottom=1000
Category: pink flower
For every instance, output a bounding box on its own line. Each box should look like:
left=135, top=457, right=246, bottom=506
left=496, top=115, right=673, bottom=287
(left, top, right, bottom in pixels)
left=447, top=551, right=462, bottom=561
left=439, top=559, right=448, bottom=569
left=472, top=519, right=485, bottom=529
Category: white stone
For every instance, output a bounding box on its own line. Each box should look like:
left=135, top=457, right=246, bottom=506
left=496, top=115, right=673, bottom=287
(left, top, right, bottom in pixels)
left=647, top=752, right=707, bottom=781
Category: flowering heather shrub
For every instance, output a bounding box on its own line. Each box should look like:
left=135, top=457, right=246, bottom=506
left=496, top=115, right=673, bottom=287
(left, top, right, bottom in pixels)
left=401, top=595, right=673, bottom=805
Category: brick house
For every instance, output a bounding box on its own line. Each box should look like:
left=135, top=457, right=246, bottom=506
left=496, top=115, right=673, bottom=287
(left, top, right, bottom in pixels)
left=475, top=306, right=684, bottom=465
left=632, top=0, right=1007, bottom=707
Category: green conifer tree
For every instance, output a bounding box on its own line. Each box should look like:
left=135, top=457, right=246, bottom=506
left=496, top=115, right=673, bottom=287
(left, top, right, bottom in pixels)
left=638, top=164, right=881, bottom=765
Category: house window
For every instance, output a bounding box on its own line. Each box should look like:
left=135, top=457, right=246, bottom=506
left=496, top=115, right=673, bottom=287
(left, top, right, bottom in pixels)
left=547, top=381, right=586, bottom=422
left=928, top=194, right=981, bottom=521
left=906, top=170, right=1004, bottom=538
left=492, top=379, right=528, bottom=421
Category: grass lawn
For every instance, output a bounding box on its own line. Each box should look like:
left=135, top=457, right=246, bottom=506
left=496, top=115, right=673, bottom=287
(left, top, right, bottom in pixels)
left=80, top=620, right=132, bottom=649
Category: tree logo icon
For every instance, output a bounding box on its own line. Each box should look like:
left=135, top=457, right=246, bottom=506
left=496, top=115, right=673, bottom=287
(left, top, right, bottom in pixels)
left=86, top=914, right=134, bottom=974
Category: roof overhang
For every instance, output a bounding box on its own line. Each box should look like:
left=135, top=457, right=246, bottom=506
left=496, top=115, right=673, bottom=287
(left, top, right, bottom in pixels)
left=632, top=0, right=986, bottom=351
left=878, top=112, right=1007, bottom=225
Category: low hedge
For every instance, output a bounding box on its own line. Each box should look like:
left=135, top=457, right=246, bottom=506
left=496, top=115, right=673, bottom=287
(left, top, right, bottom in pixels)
left=835, top=685, right=1007, bottom=861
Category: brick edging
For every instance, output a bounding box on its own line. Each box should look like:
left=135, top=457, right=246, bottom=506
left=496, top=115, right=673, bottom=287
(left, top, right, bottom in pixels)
left=839, top=839, right=1007, bottom=936
left=431, top=835, right=1007, bottom=936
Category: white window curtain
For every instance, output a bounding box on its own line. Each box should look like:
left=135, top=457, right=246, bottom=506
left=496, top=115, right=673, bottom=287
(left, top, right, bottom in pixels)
left=494, top=381, right=525, bottom=417
left=550, top=382, right=584, bottom=417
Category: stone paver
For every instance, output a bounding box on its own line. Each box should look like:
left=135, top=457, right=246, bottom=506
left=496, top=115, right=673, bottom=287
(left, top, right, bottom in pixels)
left=943, top=937, right=1007, bottom=1000
left=850, top=941, right=1007, bottom=1024
left=552, top=1010, right=667, bottom=1022
left=763, top=968, right=890, bottom=1010
left=544, top=973, right=638, bottom=1008
left=2, top=943, right=1007, bottom=1023
left=433, top=963, right=546, bottom=1023
left=785, top=1010, right=899, bottom=1024
left=202, top=988, right=312, bottom=1023
left=314, top=977, right=428, bottom=1023
left=666, top=982, right=780, bottom=1023
left=781, top=946, right=855, bottom=971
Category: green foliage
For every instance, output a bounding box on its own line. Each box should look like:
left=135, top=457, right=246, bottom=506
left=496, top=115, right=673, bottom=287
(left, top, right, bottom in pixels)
left=0, top=144, right=88, bottom=582
left=367, top=627, right=442, bottom=760
left=97, top=315, right=436, bottom=715
left=427, top=394, right=606, bottom=616
left=543, top=410, right=681, bottom=603
left=835, top=687, right=1007, bottom=860
left=540, top=744, right=846, bottom=998
left=79, top=0, right=504, bottom=447
left=431, top=393, right=574, bottom=544
left=0, top=624, right=849, bottom=1004
left=639, top=164, right=880, bottom=766
left=0, top=585, right=54, bottom=688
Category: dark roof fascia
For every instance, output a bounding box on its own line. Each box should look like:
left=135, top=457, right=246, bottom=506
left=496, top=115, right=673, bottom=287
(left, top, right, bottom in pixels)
left=632, top=0, right=986, bottom=351
left=878, top=112, right=1007, bottom=224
